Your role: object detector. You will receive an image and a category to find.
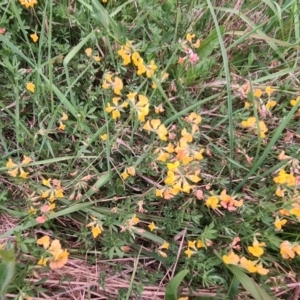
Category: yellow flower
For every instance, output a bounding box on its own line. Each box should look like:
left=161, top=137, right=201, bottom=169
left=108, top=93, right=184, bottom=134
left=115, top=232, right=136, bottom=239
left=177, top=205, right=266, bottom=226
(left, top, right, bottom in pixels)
left=60, top=112, right=68, bottom=121
left=196, top=240, right=205, bottom=248
left=19, top=0, right=38, bottom=9
left=148, top=222, right=158, bottom=231
left=30, top=33, right=38, bottom=43
left=42, top=178, right=51, bottom=187
left=100, top=134, right=107, bottom=141
left=241, top=117, right=256, bottom=127
left=185, top=112, right=201, bottom=125
left=131, top=214, right=140, bottom=225
left=127, top=93, right=149, bottom=122
left=37, top=235, right=50, bottom=249
left=206, top=196, right=220, bottom=210
left=21, top=155, right=32, bottom=164
left=58, top=121, right=66, bottom=131
left=106, top=97, right=128, bottom=120
left=93, top=55, right=101, bottom=62
left=143, top=119, right=168, bottom=141
left=156, top=189, right=164, bottom=197
left=253, top=89, right=262, bottom=97
left=265, top=100, right=276, bottom=110
left=273, top=169, right=296, bottom=186
left=26, top=82, right=35, bottom=93
left=274, top=216, right=287, bottom=230
left=184, top=248, right=196, bottom=258
left=187, top=240, right=196, bottom=250
left=240, top=257, right=269, bottom=275
left=132, top=52, right=143, bottom=66
left=19, top=169, right=29, bottom=179
left=222, top=251, right=240, bottom=265
left=186, top=33, right=195, bottom=43
left=290, top=96, right=300, bottom=107
left=127, top=167, right=135, bottom=176
left=85, top=48, right=92, bottom=57
left=247, top=237, right=265, bottom=258
left=154, top=104, right=164, bottom=114
left=265, top=86, right=274, bottom=96
left=28, top=206, right=37, bottom=214
left=6, top=158, right=17, bottom=168
left=91, top=225, right=102, bottom=238
left=159, top=241, right=169, bottom=250
left=38, top=257, right=49, bottom=266
left=7, top=168, right=18, bottom=177
left=102, top=74, right=123, bottom=95
left=244, top=101, right=251, bottom=108
left=49, top=249, right=69, bottom=269
left=280, top=241, right=295, bottom=259
left=117, top=41, right=133, bottom=65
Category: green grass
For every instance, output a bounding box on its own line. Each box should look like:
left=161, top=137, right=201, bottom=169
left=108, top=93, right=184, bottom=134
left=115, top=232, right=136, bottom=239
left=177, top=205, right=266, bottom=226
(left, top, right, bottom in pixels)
left=0, top=0, right=300, bottom=299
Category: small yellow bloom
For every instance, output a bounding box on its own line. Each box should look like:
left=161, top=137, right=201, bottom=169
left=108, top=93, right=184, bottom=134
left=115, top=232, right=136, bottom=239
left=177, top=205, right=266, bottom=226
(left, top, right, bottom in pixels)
left=91, top=225, right=102, bottom=238
left=143, top=119, right=168, bottom=141
left=127, top=166, right=135, bottom=176
left=265, top=100, right=276, bottom=110
left=21, top=155, right=32, bottom=165
left=159, top=241, right=169, bottom=250
left=186, top=33, right=195, bottom=43
left=85, top=48, right=93, bottom=57
left=197, top=240, right=205, bottom=248
left=184, top=248, right=196, bottom=258
left=100, top=134, right=107, bottom=141
left=26, top=82, right=35, bottom=93
left=148, top=222, right=158, bottom=231
left=19, top=170, right=29, bottom=179
left=6, top=158, right=17, bottom=168
left=7, top=168, right=19, bottom=177
left=157, top=250, right=168, bottom=257
left=244, top=101, right=251, bottom=108
left=223, top=251, right=240, bottom=265
left=254, top=89, right=262, bottom=97
left=58, top=121, right=66, bottom=131
left=38, top=257, right=49, bottom=266
left=206, top=196, right=220, bottom=210
left=42, top=178, right=51, bottom=187
left=60, top=112, right=68, bottom=121
left=187, top=240, right=196, bottom=250
left=93, top=56, right=101, bottom=62
left=37, top=235, right=50, bottom=249
left=131, top=214, right=139, bottom=225
left=30, top=33, right=38, bottom=43
left=290, top=96, right=300, bottom=107
left=156, top=189, right=163, bottom=197
left=274, top=216, right=287, bottom=230
left=265, top=86, right=275, bottom=96
left=247, top=237, right=265, bottom=258
left=19, top=0, right=37, bottom=8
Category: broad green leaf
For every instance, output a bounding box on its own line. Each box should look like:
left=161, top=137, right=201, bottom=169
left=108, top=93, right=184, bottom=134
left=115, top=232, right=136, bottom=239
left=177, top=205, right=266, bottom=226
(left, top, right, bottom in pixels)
left=0, top=248, right=16, bottom=300
left=165, top=270, right=189, bottom=300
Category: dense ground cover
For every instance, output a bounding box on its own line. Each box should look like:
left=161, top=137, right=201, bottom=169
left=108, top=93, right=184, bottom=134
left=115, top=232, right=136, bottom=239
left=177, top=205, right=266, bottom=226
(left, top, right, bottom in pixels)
left=0, top=0, right=300, bottom=299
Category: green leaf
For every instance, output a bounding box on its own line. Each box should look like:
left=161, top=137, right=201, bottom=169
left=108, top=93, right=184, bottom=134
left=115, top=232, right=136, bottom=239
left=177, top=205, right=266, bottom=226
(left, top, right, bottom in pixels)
left=165, top=269, right=189, bottom=300
left=0, top=248, right=16, bottom=300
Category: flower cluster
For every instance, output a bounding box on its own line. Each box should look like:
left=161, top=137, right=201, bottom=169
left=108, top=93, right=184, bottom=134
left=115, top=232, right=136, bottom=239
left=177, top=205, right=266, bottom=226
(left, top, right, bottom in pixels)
left=178, top=33, right=200, bottom=66
left=223, top=237, right=269, bottom=275
left=32, top=178, right=64, bottom=224
left=37, top=236, right=69, bottom=269
left=241, top=116, right=268, bottom=138
left=117, top=41, right=158, bottom=79
left=6, top=155, right=32, bottom=178
left=280, top=240, right=300, bottom=259
left=184, top=239, right=211, bottom=258
left=19, top=0, right=37, bottom=9
left=205, top=190, right=243, bottom=211
left=121, top=166, right=136, bottom=180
